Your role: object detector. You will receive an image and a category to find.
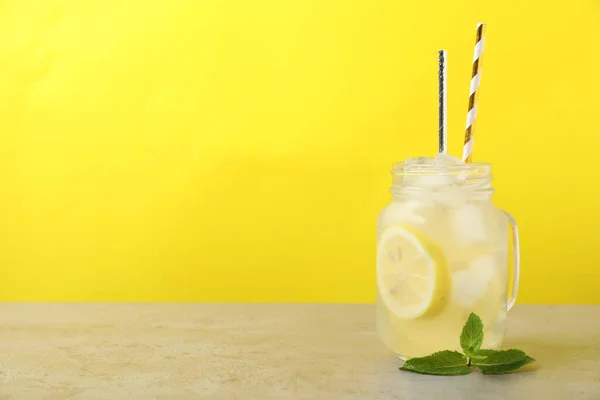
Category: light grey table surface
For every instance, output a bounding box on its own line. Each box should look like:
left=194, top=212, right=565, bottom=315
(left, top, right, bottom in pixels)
left=0, top=303, right=598, bottom=399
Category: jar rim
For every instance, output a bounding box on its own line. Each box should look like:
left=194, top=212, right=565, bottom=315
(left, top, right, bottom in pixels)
left=389, top=161, right=493, bottom=196
left=391, top=161, right=491, bottom=176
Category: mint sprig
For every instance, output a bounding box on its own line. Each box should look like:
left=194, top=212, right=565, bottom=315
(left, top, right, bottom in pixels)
left=399, top=350, right=470, bottom=375
left=400, top=313, right=535, bottom=376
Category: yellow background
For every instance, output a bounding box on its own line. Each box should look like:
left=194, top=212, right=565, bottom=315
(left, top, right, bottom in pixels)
left=1, top=1, right=598, bottom=303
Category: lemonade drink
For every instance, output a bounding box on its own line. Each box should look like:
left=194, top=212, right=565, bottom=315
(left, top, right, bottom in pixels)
left=376, top=155, right=517, bottom=359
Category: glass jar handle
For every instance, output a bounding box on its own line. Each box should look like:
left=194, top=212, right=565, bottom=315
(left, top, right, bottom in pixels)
left=504, top=211, right=520, bottom=311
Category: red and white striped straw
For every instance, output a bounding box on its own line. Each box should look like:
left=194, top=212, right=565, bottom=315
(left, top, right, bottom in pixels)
left=462, top=23, right=486, bottom=163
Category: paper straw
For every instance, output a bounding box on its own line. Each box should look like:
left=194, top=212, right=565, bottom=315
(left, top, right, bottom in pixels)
left=438, top=50, right=448, bottom=155
left=462, top=23, right=486, bottom=163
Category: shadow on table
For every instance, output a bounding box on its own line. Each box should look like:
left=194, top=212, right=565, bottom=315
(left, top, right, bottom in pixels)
left=503, top=334, right=600, bottom=370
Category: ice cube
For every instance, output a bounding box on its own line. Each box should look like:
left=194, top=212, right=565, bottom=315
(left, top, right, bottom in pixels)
left=381, top=201, right=426, bottom=226
left=435, top=189, right=464, bottom=208
left=451, top=255, right=497, bottom=308
left=450, top=203, right=487, bottom=244
left=470, top=255, right=497, bottom=283
left=451, top=270, right=485, bottom=308
left=435, top=154, right=464, bottom=165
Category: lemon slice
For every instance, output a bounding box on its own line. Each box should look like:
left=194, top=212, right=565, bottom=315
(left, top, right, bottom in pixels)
left=377, top=225, right=449, bottom=319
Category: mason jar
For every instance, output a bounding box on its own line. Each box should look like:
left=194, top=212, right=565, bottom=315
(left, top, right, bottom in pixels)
left=375, top=159, right=520, bottom=359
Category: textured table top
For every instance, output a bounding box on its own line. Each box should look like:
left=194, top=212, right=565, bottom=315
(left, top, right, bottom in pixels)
left=0, top=304, right=598, bottom=399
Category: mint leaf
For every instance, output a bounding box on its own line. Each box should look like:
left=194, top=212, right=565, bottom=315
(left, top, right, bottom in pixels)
left=460, top=313, right=484, bottom=356
left=400, top=351, right=470, bottom=375
left=471, top=349, right=535, bottom=374
left=470, top=348, right=496, bottom=361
